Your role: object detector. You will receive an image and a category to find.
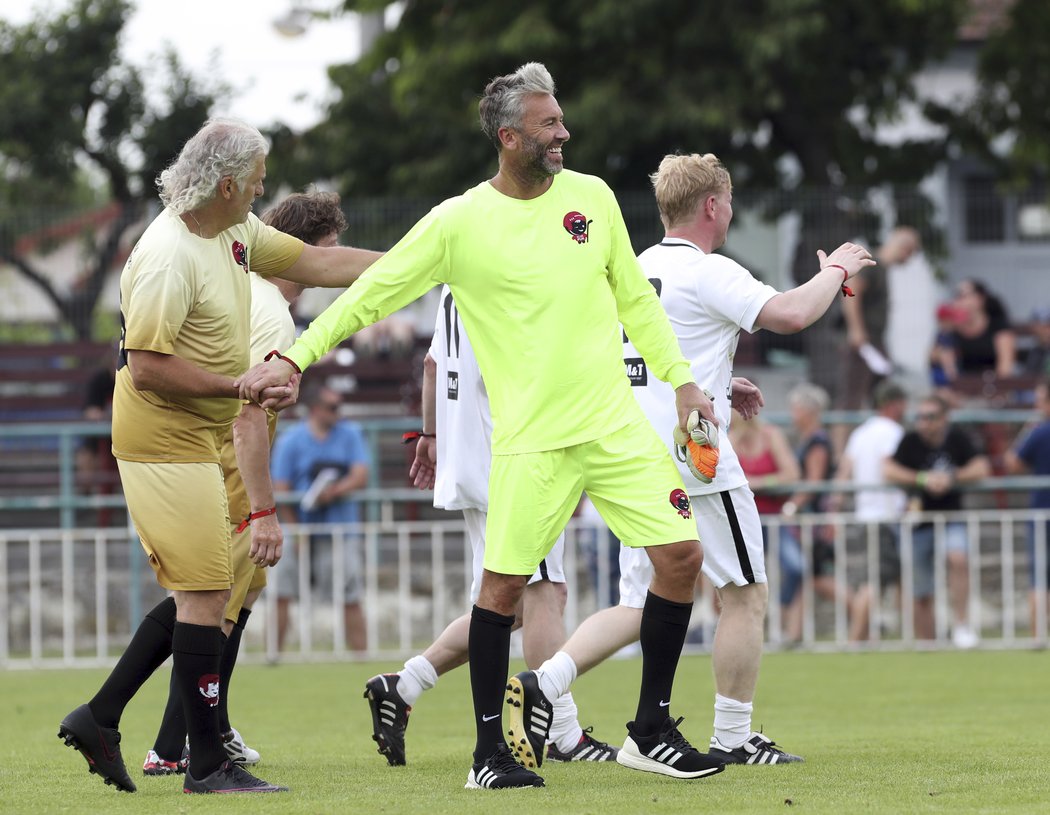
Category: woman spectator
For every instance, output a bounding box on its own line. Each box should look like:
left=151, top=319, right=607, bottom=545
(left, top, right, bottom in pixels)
left=728, top=408, right=803, bottom=641
left=931, top=279, right=1017, bottom=384
left=784, top=383, right=855, bottom=643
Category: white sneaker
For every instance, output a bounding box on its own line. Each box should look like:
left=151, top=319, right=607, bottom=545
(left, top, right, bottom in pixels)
left=222, top=727, right=261, bottom=765
left=951, top=626, right=979, bottom=649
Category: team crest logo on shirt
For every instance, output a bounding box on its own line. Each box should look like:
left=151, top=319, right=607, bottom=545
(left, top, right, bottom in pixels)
left=198, top=673, right=220, bottom=707
left=670, top=488, right=692, bottom=519
left=231, top=240, right=249, bottom=273
left=563, top=211, right=592, bottom=244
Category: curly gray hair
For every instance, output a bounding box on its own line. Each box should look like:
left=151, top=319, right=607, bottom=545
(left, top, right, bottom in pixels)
left=479, top=62, right=556, bottom=149
left=156, top=118, right=269, bottom=214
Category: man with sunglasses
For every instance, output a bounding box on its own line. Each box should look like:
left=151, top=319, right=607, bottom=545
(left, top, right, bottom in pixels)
left=884, top=394, right=990, bottom=646
left=271, top=383, right=371, bottom=653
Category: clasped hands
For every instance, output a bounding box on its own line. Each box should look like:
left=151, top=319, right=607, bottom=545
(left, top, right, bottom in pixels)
left=235, top=359, right=300, bottom=410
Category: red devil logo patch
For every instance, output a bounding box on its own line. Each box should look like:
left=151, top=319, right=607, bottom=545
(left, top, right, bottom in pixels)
left=563, top=211, right=592, bottom=244
left=670, top=488, right=692, bottom=519
left=198, top=674, right=220, bottom=707
left=231, top=240, right=248, bottom=273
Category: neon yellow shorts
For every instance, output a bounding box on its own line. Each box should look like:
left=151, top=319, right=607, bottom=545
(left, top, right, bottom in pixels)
left=117, top=460, right=233, bottom=592
left=225, top=525, right=268, bottom=623
left=484, top=418, right=697, bottom=575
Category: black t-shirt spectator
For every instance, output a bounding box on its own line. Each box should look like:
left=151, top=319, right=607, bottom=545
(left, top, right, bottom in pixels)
left=891, top=427, right=981, bottom=514
left=951, top=312, right=1009, bottom=374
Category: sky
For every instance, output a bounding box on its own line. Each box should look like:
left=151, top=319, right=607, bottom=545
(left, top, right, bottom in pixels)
left=8, top=0, right=367, bottom=131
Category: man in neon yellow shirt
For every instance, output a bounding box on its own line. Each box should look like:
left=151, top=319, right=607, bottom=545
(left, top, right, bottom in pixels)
left=239, top=63, right=723, bottom=789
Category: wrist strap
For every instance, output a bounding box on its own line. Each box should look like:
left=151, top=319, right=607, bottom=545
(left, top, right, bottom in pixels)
left=236, top=506, right=277, bottom=533
left=825, top=264, right=854, bottom=298
left=402, top=430, right=436, bottom=444
left=264, top=349, right=302, bottom=374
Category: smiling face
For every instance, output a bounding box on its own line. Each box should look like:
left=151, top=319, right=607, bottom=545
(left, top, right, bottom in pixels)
left=510, top=93, right=569, bottom=179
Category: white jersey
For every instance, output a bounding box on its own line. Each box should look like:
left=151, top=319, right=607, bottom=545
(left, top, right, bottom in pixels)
left=843, top=414, right=907, bottom=521
left=429, top=285, right=491, bottom=511
left=626, top=238, right=778, bottom=495
left=249, top=274, right=296, bottom=367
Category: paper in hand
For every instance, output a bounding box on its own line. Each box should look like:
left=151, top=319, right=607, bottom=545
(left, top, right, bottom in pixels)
left=859, top=343, right=894, bottom=376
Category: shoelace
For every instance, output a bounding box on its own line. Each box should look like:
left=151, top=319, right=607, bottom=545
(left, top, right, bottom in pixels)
left=579, top=726, right=612, bottom=751
left=490, top=745, right=528, bottom=774
left=224, top=761, right=266, bottom=786
left=660, top=717, right=698, bottom=753
left=753, top=727, right=787, bottom=754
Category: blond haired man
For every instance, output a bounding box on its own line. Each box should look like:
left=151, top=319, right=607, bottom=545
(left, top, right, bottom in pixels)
left=527, top=152, right=873, bottom=766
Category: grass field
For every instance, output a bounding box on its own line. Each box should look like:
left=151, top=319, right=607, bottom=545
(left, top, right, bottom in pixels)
left=1, top=649, right=1046, bottom=814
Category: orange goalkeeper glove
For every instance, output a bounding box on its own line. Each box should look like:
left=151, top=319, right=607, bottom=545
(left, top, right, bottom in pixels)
left=673, top=409, right=720, bottom=484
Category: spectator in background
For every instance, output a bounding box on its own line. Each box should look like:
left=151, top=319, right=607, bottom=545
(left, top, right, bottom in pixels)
left=830, top=380, right=909, bottom=641
left=351, top=313, right=415, bottom=359
left=930, top=279, right=1016, bottom=385
left=1022, top=307, right=1050, bottom=380
left=76, top=365, right=117, bottom=525
left=783, top=383, right=854, bottom=643
left=271, top=382, right=371, bottom=652
left=884, top=394, right=990, bottom=647
left=1004, top=378, right=1050, bottom=635
left=884, top=227, right=941, bottom=386
left=837, top=229, right=891, bottom=414
left=728, top=409, right=804, bottom=641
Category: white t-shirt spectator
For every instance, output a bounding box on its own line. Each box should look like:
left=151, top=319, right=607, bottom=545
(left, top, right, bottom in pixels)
left=843, top=415, right=907, bottom=521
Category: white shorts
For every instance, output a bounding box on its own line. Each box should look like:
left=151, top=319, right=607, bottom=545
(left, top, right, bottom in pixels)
left=464, top=507, right=566, bottom=604
left=618, top=485, right=766, bottom=608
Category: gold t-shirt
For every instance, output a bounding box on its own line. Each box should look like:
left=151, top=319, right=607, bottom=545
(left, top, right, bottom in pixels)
left=113, top=209, right=303, bottom=463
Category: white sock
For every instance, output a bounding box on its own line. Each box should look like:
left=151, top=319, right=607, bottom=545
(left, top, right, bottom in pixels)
left=713, top=693, right=753, bottom=749
left=535, top=651, right=577, bottom=702
left=396, top=655, right=437, bottom=706
left=549, top=691, right=583, bottom=753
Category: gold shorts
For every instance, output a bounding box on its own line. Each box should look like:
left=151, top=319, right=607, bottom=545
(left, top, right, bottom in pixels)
left=225, top=525, right=269, bottom=622
left=117, top=460, right=233, bottom=591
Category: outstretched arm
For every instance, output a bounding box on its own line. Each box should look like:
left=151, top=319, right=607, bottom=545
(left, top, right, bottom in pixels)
left=275, top=244, right=384, bottom=289
left=755, top=242, right=875, bottom=334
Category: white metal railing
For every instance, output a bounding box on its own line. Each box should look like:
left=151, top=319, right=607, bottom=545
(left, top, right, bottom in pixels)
left=1, top=510, right=1047, bottom=669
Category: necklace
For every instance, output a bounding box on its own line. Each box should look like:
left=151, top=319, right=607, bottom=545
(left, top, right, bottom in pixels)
left=188, top=211, right=204, bottom=236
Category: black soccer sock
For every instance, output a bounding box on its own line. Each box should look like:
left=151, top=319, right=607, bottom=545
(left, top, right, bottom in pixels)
left=468, top=604, right=515, bottom=765
left=173, top=622, right=227, bottom=779
left=217, top=607, right=251, bottom=733
left=88, top=596, right=177, bottom=728
left=634, top=590, right=693, bottom=735
left=152, top=669, right=187, bottom=762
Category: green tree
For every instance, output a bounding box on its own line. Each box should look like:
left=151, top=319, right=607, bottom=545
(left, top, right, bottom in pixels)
left=933, top=0, right=1050, bottom=184
left=298, top=0, right=966, bottom=206
left=0, top=0, right=221, bottom=339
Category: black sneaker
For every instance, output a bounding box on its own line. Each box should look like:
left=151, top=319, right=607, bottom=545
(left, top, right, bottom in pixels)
left=58, top=704, right=136, bottom=793
left=183, top=760, right=287, bottom=793
left=709, top=732, right=804, bottom=765
left=546, top=727, right=619, bottom=762
left=465, top=743, right=545, bottom=789
left=505, top=671, right=553, bottom=769
left=616, top=717, right=725, bottom=779
left=364, top=673, right=411, bottom=766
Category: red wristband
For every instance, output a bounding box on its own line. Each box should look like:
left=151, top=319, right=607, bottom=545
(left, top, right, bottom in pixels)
left=264, top=349, right=302, bottom=374
left=825, top=264, right=854, bottom=298
left=402, top=430, right=436, bottom=444
left=235, top=506, right=277, bottom=533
